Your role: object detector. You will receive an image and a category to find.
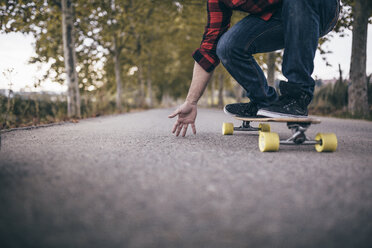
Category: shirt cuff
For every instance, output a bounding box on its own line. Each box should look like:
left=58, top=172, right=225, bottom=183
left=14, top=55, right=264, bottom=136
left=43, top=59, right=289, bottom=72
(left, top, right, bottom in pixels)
left=192, top=49, right=220, bottom=73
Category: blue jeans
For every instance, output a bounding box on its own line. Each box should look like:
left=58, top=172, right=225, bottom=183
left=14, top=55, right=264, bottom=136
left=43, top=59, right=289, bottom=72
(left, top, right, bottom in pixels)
left=216, top=0, right=340, bottom=107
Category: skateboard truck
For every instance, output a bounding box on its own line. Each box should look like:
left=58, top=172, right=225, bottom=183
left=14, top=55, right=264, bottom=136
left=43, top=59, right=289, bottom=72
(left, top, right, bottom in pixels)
left=282, top=123, right=320, bottom=145
left=233, top=121, right=260, bottom=132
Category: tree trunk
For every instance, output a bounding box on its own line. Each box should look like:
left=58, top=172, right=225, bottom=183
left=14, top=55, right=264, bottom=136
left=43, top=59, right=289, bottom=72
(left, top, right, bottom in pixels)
left=218, top=73, right=224, bottom=108
left=338, top=64, right=343, bottom=84
left=3, top=90, right=12, bottom=129
left=147, top=62, right=153, bottom=108
left=267, top=52, right=276, bottom=87
left=348, top=0, right=370, bottom=116
left=161, top=92, right=172, bottom=107
left=84, top=94, right=89, bottom=117
left=113, top=37, right=122, bottom=112
left=61, top=0, right=80, bottom=118
left=134, top=35, right=146, bottom=108
left=138, top=63, right=145, bottom=108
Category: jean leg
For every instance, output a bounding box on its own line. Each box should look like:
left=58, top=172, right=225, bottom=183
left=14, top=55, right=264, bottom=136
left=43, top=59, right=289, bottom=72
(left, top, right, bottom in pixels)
left=320, top=0, right=340, bottom=37
left=281, top=0, right=339, bottom=97
left=216, top=14, right=284, bottom=107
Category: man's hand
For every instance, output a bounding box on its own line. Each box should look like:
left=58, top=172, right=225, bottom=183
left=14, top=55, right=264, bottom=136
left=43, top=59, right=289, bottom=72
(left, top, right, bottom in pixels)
left=168, top=101, right=197, bottom=137
left=168, top=62, right=211, bottom=137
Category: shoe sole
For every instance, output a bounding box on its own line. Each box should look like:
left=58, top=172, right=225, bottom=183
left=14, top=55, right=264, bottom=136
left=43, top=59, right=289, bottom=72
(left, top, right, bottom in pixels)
left=257, top=109, right=308, bottom=118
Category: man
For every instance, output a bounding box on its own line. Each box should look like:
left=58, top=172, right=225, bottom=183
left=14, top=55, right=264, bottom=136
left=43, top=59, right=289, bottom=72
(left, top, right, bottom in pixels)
left=169, top=0, right=340, bottom=137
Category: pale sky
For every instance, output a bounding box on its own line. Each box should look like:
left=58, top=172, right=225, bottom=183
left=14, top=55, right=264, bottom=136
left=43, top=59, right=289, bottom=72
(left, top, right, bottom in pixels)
left=0, top=26, right=371, bottom=93
left=0, top=33, right=63, bottom=92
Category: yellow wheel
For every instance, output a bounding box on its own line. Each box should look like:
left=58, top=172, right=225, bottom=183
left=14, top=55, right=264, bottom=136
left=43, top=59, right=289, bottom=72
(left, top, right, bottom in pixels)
left=259, top=132, right=280, bottom=152
left=259, top=123, right=271, bottom=132
left=315, top=133, right=337, bottom=152
left=222, top=122, right=234, bottom=135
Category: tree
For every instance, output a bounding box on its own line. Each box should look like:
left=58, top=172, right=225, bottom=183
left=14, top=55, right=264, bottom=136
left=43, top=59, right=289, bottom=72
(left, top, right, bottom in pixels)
left=347, top=0, right=372, bottom=116
left=61, top=0, right=80, bottom=118
left=77, top=0, right=134, bottom=112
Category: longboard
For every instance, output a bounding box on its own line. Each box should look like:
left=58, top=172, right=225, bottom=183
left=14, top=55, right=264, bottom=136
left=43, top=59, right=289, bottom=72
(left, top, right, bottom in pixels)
left=234, top=116, right=321, bottom=124
left=222, top=116, right=337, bottom=152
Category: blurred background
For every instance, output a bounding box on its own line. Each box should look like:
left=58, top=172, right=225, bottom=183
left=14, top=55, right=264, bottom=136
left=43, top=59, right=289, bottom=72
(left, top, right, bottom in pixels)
left=0, top=0, right=371, bottom=129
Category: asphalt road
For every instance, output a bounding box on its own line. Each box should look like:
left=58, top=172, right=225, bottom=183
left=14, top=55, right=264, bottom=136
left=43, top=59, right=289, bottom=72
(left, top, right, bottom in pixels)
left=0, top=108, right=371, bottom=248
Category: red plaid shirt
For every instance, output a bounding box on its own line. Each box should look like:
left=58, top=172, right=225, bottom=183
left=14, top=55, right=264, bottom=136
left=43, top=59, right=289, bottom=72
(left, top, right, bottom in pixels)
left=193, top=0, right=282, bottom=72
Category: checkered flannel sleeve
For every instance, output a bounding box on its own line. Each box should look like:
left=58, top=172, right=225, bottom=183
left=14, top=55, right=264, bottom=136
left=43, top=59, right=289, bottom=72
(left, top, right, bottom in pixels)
left=192, top=0, right=232, bottom=73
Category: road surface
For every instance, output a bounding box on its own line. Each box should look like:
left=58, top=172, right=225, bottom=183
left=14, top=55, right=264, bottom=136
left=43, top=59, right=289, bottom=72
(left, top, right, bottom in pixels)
left=0, top=108, right=371, bottom=247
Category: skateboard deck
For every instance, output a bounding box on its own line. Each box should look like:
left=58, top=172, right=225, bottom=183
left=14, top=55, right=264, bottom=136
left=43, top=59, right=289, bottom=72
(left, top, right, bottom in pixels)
left=233, top=116, right=321, bottom=124
left=222, top=115, right=336, bottom=152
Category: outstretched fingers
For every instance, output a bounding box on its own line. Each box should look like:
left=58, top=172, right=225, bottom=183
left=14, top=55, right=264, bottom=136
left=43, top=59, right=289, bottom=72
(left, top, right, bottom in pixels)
left=176, top=123, right=183, bottom=137
left=171, top=119, right=196, bottom=137
left=191, top=123, right=196, bottom=135
left=182, top=124, right=188, bottom=137
left=172, top=121, right=179, bottom=133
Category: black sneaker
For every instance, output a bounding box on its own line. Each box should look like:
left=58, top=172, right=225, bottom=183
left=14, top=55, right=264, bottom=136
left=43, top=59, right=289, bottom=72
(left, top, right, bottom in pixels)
left=224, top=102, right=258, bottom=117
left=257, top=92, right=311, bottom=118
left=257, top=81, right=313, bottom=118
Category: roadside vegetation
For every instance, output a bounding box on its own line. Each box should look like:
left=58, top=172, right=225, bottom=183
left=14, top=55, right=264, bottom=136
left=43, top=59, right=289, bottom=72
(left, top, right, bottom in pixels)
left=309, top=76, right=372, bottom=120
left=2, top=75, right=371, bottom=130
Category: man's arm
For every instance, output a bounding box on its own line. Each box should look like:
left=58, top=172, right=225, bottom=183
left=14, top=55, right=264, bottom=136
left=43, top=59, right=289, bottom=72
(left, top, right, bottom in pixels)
left=168, top=62, right=213, bottom=137
left=186, top=62, right=213, bottom=104
left=169, top=0, right=232, bottom=137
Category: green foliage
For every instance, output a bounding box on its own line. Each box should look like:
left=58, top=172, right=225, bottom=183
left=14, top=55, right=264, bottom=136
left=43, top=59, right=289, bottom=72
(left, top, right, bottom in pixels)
left=0, top=90, right=129, bottom=129
left=0, top=93, right=67, bottom=129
